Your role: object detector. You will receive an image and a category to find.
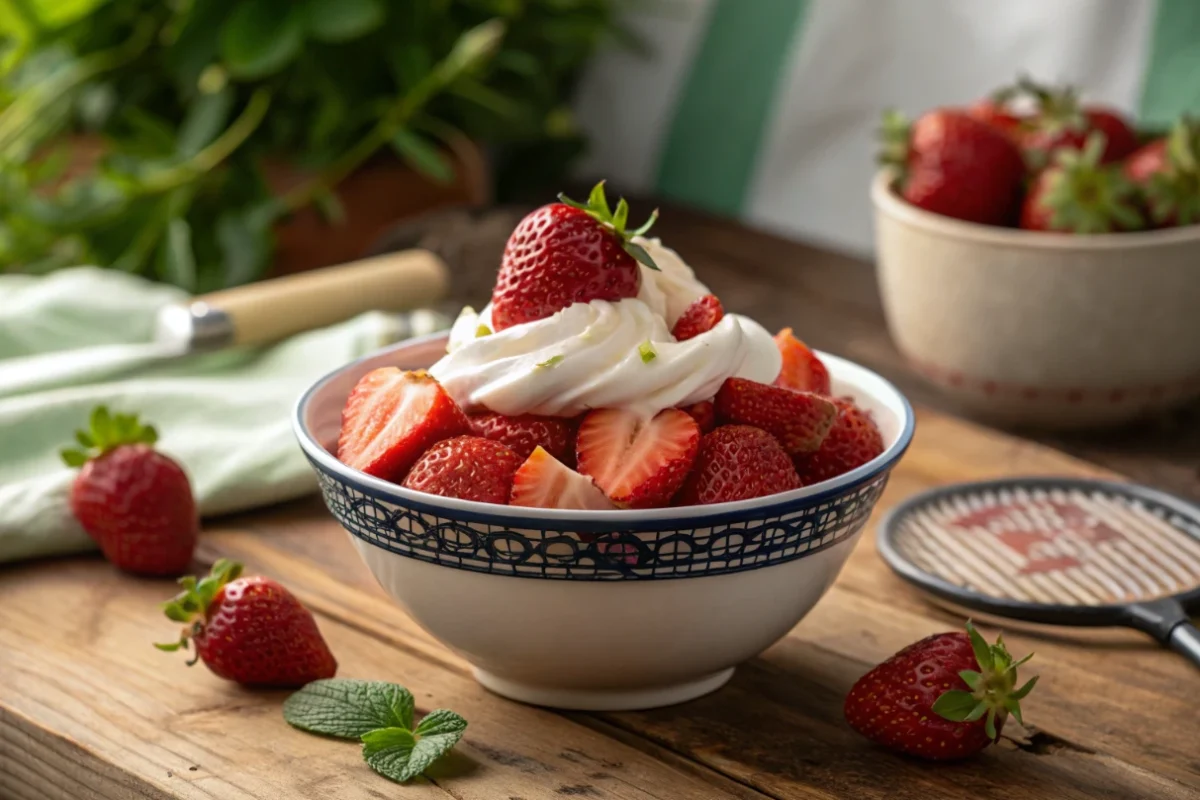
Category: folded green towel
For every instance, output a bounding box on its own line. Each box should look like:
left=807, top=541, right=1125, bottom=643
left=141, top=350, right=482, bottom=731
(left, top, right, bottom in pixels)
left=0, top=267, right=408, bottom=563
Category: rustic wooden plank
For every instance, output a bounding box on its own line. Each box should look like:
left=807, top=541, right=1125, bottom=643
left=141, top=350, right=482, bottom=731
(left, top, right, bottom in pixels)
left=0, top=561, right=764, bottom=800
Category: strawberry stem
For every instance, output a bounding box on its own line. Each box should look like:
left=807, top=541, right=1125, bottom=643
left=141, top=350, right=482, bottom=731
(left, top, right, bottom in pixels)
left=931, top=621, right=1036, bottom=741
left=156, top=560, right=244, bottom=661
left=558, top=181, right=661, bottom=270
left=61, top=405, right=160, bottom=467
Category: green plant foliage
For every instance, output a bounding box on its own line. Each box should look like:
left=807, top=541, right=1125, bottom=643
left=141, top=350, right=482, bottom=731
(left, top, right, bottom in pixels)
left=0, top=0, right=617, bottom=290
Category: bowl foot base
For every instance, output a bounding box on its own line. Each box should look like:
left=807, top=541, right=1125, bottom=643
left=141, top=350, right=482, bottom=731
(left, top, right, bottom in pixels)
left=472, top=667, right=735, bottom=711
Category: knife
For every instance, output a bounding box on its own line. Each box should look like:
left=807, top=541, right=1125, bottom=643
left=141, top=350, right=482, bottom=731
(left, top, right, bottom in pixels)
left=1, top=249, right=451, bottom=397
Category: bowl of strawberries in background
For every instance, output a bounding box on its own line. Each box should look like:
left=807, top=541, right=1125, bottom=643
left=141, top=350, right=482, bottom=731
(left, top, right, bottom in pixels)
left=293, top=182, right=914, bottom=711
left=873, top=77, right=1200, bottom=430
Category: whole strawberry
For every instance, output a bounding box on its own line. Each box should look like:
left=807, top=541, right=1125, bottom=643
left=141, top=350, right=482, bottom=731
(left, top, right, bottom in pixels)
left=675, top=425, right=801, bottom=506
left=793, top=398, right=884, bottom=484
left=714, top=378, right=837, bottom=456
left=157, top=560, right=337, bottom=687
left=845, top=622, right=1037, bottom=760
left=62, top=406, right=197, bottom=577
left=402, top=436, right=523, bottom=504
left=1124, top=117, right=1200, bottom=227
left=491, top=181, right=660, bottom=331
left=469, top=411, right=577, bottom=464
left=1020, top=133, right=1144, bottom=233
left=879, top=109, right=1025, bottom=226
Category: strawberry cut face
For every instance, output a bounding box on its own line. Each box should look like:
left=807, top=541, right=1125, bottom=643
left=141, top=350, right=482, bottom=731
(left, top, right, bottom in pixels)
left=575, top=408, right=700, bottom=509
left=509, top=446, right=615, bottom=510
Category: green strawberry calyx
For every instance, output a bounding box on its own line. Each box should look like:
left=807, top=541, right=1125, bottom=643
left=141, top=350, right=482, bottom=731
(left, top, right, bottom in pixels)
left=60, top=405, right=159, bottom=468
left=154, top=559, right=244, bottom=663
left=877, top=109, right=912, bottom=180
left=1037, top=132, right=1144, bottom=233
left=1011, top=75, right=1087, bottom=134
left=931, top=621, right=1038, bottom=741
left=558, top=181, right=661, bottom=270
left=1144, top=116, right=1200, bottom=226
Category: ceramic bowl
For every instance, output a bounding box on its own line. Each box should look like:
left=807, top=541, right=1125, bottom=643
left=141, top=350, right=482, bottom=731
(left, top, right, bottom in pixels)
left=873, top=171, right=1200, bottom=429
left=294, top=334, right=914, bottom=711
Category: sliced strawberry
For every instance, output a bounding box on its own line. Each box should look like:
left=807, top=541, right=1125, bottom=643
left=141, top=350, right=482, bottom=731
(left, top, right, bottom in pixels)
left=675, top=425, right=801, bottom=506
left=337, top=368, right=469, bottom=483
left=671, top=294, right=724, bottom=341
left=773, top=328, right=831, bottom=395
left=575, top=408, right=700, bottom=509
left=715, top=378, right=837, bottom=456
left=510, top=446, right=615, bottom=510
left=402, top=436, right=522, bottom=504
left=469, top=411, right=577, bottom=464
left=680, top=400, right=716, bottom=433
left=794, top=398, right=885, bottom=484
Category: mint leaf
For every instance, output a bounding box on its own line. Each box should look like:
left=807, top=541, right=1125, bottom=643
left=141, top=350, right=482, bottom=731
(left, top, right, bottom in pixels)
left=283, top=679, right=415, bottom=739
left=362, top=710, right=468, bottom=784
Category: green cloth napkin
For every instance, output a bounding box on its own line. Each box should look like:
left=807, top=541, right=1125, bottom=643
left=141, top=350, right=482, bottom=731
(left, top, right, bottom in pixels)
left=0, top=267, right=401, bottom=564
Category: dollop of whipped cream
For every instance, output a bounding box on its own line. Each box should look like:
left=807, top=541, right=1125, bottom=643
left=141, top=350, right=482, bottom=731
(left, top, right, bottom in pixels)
left=429, top=237, right=781, bottom=418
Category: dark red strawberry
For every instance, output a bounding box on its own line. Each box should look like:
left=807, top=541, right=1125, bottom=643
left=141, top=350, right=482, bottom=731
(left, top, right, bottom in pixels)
left=794, top=398, right=885, bottom=484
left=491, top=181, right=659, bottom=331
left=157, top=560, right=337, bottom=687
left=337, top=368, right=469, bottom=483
left=844, top=622, right=1037, bottom=760
left=880, top=109, right=1025, bottom=225
left=510, top=446, right=615, bottom=510
left=1007, top=76, right=1138, bottom=169
left=402, top=436, right=522, bottom=504
left=967, top=93, right=1024, bottom=140
left=680, top=400, right=716, bottom=433
left=62, top=406, right=197, bottom=577
left=1020, top=132, right=1144, bottom=233
left=672, top=294, right=724, bottom=341
left=469, top=411, right=577, bottom=464
left=576, top=408, right=700, bottom=509
left=675, top=425, right=801, bottom=506
left=774, top=328, right=831, bottom=395
left=714, top=378, right=837, bottom=456
left=1124, top=117, right=1200, bottom=227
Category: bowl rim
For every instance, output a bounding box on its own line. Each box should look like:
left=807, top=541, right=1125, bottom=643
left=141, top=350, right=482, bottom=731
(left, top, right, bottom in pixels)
left=871, top=170, right=1200, bottom=250
left=293, top=332, right=915, bottom=526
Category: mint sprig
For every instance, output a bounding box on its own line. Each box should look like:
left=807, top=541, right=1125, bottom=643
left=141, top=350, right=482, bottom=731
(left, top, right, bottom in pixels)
left=558, top=181, right=660, bottom=270
left=283, top=679, right=467, bottom=784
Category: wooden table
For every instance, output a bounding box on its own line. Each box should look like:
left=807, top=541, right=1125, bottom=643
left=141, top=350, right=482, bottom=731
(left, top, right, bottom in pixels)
left=4, top=210, right=1199, bottom=799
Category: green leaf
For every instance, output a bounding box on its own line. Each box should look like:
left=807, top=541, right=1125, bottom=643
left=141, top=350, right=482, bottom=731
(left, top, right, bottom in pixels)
left=587, top=180, right=610, bottom=218
left=390, top=128, right=453, bottom=185
left=612, top=197, right=629, bottom=232
left=930, top=690, right=978, bottom=722
left=283, top=679, right=416, bottom=739
left=60, top=448, right=87, bottom=467
left=964, top=702, right=988, bottom=722
left=363, top=710, right=467, bottom=784
left=958, top=669, right=983, bottom=691
left=74, top=430, right=93, bottom=448
left=1005, top=697, right=1025, bottom=726
left=158, top=218, right=197, bottom=291
left=413, top=708, right=467, bottom=738
left=1011, top=675, right=1039, bottom=700
left=1008, top=652, right=1034, bottom=673
left=305, top=0, right=384, bottom=43
left=177, top=86, right=233, bottom=158
left=215, top=209, right=272, bottom=288
left=623, top=241, right=658, bottom=271
left=638, top=340, right=656, bottom=363
left=628, top=208, right=659, bottom=237
left=221, top=0, right=305, bottom=79
left=984, top=707, right=998, bottom=740
left=966, top=621, right=994, bottom=672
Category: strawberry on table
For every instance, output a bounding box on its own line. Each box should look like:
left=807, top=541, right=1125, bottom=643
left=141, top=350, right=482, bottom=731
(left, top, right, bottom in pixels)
left=157, top=560, right=337, bottom=687
left=844, top=622, right=1037, bottom=761
left=879, top=108, right=1025, bottom=226
left=576, top=408, right=700, bottom=509
left=1124, top=117, right=1200, bottom=228
left=679, top=400, right=716, bottom=434
left=1009, top=76, right=1138, bottom=169
left=469, top=411, right=577, bottom=464
left=510, top=446, right=615, bottom=510
left=671, top=294, right=724, bottom=341
left=794, top=398, right=884, bottom=484
left=402, top=436, right=522, bottom=504
left=714, top=378, right=837, bottom=457
left=337, top=368, right=469, bottom=483
left=675, top=425, right=801, bottom=506
left=61, top=406, right=197, bottom=577
left=773, top=328, right=831, bottom=395
left=1020, top=133, right=1144, bottom=233
left=491, top=181, right=660, bottom=331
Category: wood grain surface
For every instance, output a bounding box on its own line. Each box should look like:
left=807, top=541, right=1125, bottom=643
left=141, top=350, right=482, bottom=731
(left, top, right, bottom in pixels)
left=3, top=407, right=1197, bottom=799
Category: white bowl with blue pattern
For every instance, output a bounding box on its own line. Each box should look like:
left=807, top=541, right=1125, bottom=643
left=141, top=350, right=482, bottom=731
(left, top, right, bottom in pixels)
left=294, top=333, right=914, bottom=710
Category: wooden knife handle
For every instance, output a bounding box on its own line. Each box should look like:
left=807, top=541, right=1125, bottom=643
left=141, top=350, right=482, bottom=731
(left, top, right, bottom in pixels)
left=196, top=250, right=450, bottom=347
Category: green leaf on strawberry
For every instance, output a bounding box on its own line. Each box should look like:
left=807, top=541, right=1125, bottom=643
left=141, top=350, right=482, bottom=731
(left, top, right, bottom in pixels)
left=931, top=620, right=1036, bottom=741
left=61, top=405, right=160, bottom=467
left=557, top=181, right=660, bottom=270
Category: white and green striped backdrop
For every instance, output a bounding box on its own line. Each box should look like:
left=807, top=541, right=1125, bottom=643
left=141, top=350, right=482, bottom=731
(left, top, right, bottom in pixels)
left=573, top=0, right=1200, bottom=256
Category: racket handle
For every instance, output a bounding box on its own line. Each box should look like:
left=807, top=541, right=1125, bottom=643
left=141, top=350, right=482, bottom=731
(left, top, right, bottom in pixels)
left=1168, top=623, right=1200, bottom=670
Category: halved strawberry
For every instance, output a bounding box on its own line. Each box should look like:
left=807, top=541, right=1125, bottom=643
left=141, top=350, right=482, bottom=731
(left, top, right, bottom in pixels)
left=402, top=436, right=522, bottom=504
left=774, top=328, right=831, bottom=395
left=675, top=425, right=801, bottom=506
left=337, top=368, right=470, bottom=483
left=680, top=400, right=716, bottom=433
left=671, top=294, right=724, bottom=341
left=575, top=408, right=700, bottom=509
left=469, top=411, right=577, bottom=464
left=794, top=398, right=885, bottom=484
left=715, top=378, right=837, bottom=456
left=510, top=446, right=615, bottom=510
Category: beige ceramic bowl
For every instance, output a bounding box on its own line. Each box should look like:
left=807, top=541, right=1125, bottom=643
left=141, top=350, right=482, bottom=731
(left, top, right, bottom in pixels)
left=872, top=171, right=1200, bottom=429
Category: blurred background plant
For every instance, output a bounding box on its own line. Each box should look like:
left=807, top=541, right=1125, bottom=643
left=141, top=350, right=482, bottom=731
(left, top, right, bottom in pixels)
left=0, top=0, right=619, bottom=290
